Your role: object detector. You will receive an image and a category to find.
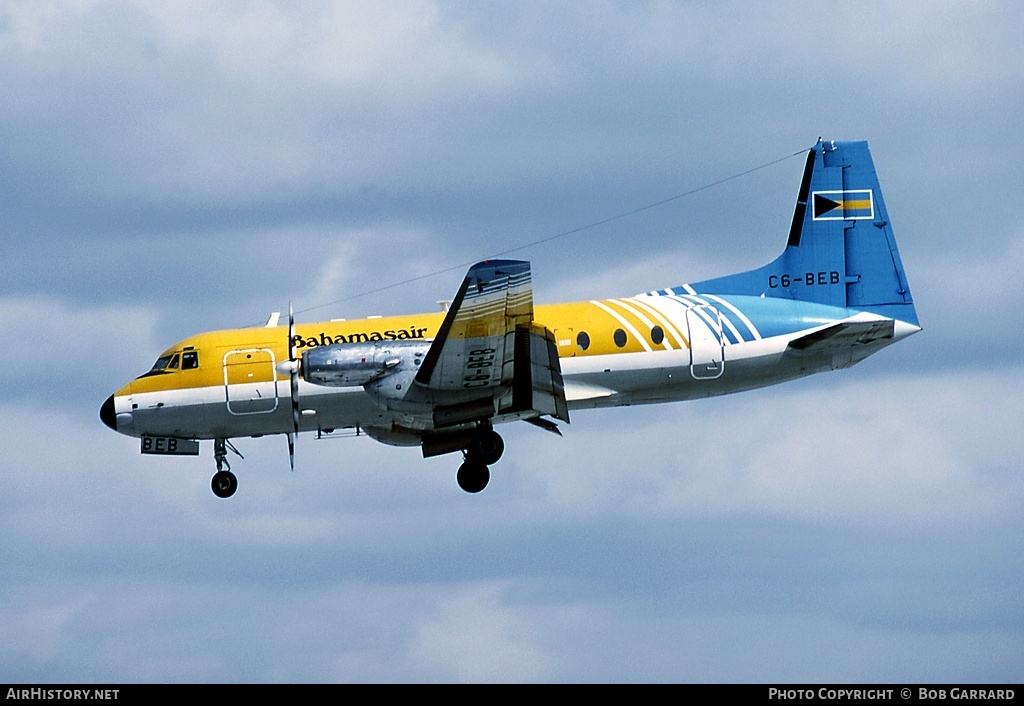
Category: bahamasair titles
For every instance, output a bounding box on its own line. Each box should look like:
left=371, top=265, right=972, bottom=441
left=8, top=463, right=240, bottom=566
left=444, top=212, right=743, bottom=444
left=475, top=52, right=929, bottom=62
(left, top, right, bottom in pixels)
left=100, top=139, right=920, bottom=497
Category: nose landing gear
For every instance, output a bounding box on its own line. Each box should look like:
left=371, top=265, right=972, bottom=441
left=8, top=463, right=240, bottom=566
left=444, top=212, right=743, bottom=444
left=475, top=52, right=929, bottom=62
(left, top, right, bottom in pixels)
left=211, top=438, right=243, bottom=498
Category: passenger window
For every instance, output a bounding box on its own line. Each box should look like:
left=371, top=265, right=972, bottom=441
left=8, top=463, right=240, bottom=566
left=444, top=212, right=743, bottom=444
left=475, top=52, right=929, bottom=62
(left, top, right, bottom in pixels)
left=182, top=351, right=199, bottom=369
left=576, top=331, right=591, bottom=351
left=613, top=329, right=627, bottom=348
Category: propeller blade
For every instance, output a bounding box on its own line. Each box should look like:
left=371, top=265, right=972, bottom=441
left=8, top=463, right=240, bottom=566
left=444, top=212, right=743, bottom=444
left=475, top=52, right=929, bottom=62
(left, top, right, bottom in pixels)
left=287, top=432, right=295, bottom=471
left=289, top=305, right=300, bottom=431
left=287, top=303, right=300, bottom=470
left=287, top=303, right=296, bottom=360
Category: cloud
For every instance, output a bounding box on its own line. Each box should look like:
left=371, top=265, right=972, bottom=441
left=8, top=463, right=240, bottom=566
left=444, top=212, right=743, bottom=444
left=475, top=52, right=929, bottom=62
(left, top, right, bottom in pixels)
left=405, top=582, right=553, bottom=682
left=518, top=367, right=1023, bottom=529
left=0, top=295, right=160, bottom=405
left=3, top=358, right=1022, bottom=681
left=150, top=2, right=518, bottom=92
left=3, top=0, right=1023, bottom=683
left=0, top=1, right=530, bottom=209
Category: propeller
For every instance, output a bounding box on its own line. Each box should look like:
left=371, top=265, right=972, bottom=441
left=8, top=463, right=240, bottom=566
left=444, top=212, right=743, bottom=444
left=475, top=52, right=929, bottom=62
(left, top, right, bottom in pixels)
left=275, top=303, right=301, bottom=470
left=288, top=304, right=300, bottom=469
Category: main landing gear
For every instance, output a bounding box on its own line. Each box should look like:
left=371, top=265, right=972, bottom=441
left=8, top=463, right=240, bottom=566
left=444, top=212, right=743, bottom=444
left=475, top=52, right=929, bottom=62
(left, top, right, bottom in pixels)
left=456, top=429, right=504, bottom=493
left=211, top=438, right=243, bottom=499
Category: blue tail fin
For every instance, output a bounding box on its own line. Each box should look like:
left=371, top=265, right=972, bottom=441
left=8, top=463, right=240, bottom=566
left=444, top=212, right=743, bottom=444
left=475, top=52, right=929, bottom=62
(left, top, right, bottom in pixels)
left=681, top=139, right=918, bottom=326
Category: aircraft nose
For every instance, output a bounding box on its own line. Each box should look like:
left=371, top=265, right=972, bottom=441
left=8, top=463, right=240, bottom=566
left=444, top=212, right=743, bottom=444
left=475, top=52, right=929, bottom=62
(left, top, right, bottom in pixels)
left=100, top=394, right=117, bottom=431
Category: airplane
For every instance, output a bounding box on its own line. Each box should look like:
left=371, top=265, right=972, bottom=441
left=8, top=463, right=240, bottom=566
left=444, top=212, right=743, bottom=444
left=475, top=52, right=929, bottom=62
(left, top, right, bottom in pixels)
left=100, top=139, right=920, bottom=497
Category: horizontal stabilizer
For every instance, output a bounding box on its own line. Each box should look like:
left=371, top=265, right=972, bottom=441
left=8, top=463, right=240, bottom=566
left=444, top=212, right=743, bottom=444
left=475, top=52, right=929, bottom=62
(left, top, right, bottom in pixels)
left=787, top=319, right=895, bottom=353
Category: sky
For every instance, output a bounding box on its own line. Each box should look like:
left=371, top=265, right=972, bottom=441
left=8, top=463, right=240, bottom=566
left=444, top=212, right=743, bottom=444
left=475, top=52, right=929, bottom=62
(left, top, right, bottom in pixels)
left=2, top=0, right=1022, bottom=683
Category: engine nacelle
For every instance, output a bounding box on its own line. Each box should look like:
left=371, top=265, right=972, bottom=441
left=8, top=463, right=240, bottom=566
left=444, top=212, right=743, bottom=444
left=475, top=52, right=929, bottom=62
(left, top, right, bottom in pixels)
left=300, top=340, right=429, bottom=387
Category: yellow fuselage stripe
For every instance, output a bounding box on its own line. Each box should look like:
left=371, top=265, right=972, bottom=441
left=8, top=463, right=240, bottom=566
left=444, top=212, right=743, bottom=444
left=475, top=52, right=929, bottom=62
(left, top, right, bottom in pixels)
left=118, top=299, right=683, bottom=397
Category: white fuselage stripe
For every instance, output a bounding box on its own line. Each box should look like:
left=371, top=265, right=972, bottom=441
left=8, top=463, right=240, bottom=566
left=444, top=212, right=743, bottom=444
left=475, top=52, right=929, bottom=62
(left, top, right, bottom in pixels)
left=608, top=299, right=674, bottom=350
left=702, top=294, right=762, bottom=340
left=628, top=296, right=690, bottom=349
left=590, top=300, right=653, bottom=352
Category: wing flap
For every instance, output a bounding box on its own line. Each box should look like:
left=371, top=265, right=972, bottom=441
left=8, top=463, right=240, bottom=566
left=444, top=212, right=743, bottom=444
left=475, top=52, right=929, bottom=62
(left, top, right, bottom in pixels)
left=505, top=324, right=569, bottom=423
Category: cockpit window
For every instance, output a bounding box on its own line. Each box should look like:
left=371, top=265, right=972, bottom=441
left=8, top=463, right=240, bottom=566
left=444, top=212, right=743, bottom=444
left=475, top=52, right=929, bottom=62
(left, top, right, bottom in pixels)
left=182, top=351, right=199, bottom=369
left=152, top=355, right=174, bottom=371
left=151, top=352, right=184, bottom=372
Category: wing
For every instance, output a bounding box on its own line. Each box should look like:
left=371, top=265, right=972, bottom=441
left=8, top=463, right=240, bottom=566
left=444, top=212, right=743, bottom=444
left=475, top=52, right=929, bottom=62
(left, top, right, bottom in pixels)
left=415, top=260, right=569, bottom=427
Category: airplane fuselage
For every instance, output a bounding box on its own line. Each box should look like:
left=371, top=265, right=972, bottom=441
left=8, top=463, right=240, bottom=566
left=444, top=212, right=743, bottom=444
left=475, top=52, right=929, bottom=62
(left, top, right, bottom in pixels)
left=104, top=292, right=917, bottom=443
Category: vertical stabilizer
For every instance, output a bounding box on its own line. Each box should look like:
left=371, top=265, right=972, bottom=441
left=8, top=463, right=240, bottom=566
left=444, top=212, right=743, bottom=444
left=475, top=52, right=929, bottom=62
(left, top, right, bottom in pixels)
left=679, top=140, right=918, bottom=326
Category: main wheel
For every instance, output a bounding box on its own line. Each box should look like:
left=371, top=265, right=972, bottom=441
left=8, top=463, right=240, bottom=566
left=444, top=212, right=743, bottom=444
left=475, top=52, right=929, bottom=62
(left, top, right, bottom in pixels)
left=457, top=460, right=490, bottom=494
left=468, top=429, right=504, bottom=466
left=211, top=470, right=238, bottom=498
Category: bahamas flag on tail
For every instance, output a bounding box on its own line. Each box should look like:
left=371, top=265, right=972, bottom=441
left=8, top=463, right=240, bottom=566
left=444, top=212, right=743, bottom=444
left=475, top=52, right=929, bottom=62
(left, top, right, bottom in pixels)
left=811, top=190, right=874, bottom=220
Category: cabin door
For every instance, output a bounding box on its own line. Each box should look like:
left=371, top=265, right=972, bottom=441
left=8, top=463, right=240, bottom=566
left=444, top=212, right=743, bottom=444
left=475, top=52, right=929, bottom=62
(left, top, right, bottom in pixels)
left=223, top=348, right=280, bottom=414
left=685, top=306, right=725, bottom=380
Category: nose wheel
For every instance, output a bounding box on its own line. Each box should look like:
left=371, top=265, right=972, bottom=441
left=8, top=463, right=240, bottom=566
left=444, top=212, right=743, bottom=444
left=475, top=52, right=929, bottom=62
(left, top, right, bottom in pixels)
left=211, top=438, right=243, bottom=498
left=212, top=470, right=238, bottom=498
